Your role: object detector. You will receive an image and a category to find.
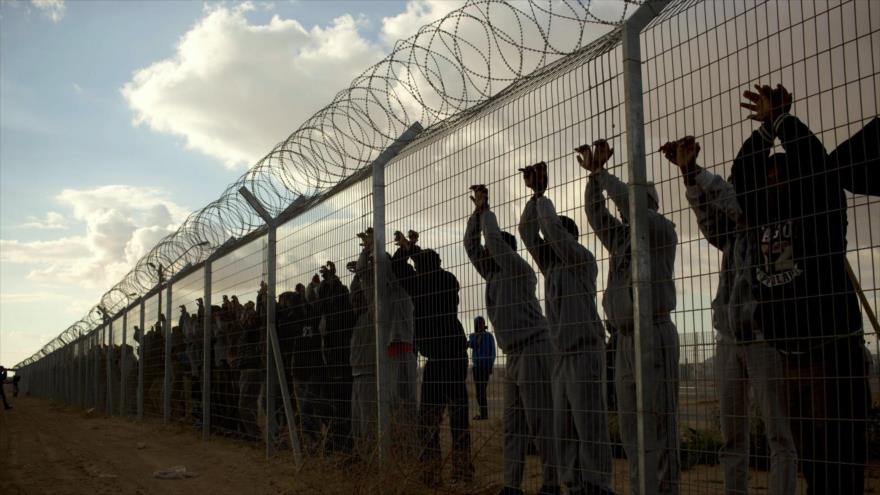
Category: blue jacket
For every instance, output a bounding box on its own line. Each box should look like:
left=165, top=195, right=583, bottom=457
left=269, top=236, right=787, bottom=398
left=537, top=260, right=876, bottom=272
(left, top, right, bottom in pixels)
left=468, top=332, right=496, bottom=369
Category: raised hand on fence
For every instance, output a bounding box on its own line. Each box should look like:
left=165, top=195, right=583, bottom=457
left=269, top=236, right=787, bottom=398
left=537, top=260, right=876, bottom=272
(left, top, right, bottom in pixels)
left=660, top=136, right=700, bottom=172
left=520, top=161, right=548, bottom=196
left=470, top=184, right=489, bottom=212
left=575, top=139, right=613, bottom=173
left=325, top=261, right=336, bottom=277
left=356, top=227, right=374, bottom=250
left=393, top=230, right=410, bottom=250
left=741, top=84, right=792, bottom=124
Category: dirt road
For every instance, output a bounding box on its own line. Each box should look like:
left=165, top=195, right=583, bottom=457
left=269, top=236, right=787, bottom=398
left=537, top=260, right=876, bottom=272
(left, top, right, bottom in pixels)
left=0, top=397, right=368, bottom=495
left=3, top=395, right=879, bottom=494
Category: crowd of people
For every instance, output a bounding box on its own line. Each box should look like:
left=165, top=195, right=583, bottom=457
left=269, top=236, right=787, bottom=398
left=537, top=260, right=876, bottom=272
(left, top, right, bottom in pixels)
left=22, top=84, right=879, bottom=495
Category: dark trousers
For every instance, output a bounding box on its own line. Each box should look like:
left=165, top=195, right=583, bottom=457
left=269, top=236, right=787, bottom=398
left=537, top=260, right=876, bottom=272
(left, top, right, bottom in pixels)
left=1, top=383, right=10, bottom=408
left=784, top=337, right=869, bottom=495
left=327, top=365, right=353, bottom=453
left=472, top=365, right=491, bottom=418
left=420, top=355, right=473, bottom=477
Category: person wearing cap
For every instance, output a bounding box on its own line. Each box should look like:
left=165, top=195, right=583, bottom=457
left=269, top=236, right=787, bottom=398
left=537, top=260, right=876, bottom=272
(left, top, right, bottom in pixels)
left=467, top=316, right=495, bottom=420
left=581, top=139, right=680, bottom=495
left=519, top=161, right=613, bottom=494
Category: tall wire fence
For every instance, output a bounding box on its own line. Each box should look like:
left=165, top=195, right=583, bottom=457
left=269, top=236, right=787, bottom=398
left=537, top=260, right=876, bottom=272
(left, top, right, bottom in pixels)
left=9, top=0, right=880, bottom=493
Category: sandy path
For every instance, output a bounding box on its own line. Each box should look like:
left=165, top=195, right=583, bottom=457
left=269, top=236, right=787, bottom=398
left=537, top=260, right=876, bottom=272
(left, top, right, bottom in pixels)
left=3, top=395, right=880, bottom=494
left=0, top=398, right=306, bottom=495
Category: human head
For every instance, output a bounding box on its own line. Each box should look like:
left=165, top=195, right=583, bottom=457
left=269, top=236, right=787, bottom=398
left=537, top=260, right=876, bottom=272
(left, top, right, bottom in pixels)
left=558, top=215, right=579, bottom=238
left=412, top=248, right=442, bottom=272
left=646, top=182, right=660, bottom=211
left=474, top=316, right=487, bottom=333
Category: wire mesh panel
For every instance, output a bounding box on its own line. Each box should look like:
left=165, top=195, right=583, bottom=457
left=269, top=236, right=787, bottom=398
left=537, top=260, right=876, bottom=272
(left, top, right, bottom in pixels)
left=642, top=0, right=880, bottom=493
left=209, top=237, right=267, bottom=441
left=108, top=315, right=123, bottom=415
left=9, top=1, right=880, bottom=494
left=141, top=294, right=164, bottom=419
left=122, top=305, right=140, bottom=416
left=169, top=268, right=205, bottom=425
left=377, top=36, right=629, bottom=492
left=95, top=326, right=108, bottom=413
left=276, top=177, right=372, bottom=460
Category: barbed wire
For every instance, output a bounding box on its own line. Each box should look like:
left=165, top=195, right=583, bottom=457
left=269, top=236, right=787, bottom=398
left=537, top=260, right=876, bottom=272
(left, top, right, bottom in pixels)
left=15, top=0, right=640, bottom=367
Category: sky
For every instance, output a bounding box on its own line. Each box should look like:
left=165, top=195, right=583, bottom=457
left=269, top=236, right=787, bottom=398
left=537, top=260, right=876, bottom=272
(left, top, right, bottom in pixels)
left=0, top=0, right=464, bottom=366
left=2, top=0, right=877, bottom=369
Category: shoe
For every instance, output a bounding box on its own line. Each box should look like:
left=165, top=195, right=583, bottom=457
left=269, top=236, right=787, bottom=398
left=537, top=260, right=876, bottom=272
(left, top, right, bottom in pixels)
left=538, top=485, right=561, bottom=495
left=4, top=406, right=11, bottom=410
left=473, top=414, right=487, bottom=421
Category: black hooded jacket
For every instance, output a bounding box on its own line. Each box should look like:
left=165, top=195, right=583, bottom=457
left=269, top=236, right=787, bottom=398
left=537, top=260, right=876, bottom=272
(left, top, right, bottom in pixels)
left=392, top=247, right=467, bottom=359
left=731, top=114, right=861, bottom=353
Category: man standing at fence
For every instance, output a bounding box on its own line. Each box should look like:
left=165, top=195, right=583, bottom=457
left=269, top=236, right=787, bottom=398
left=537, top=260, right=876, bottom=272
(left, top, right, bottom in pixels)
left=661, top=136, right=797, bottom=495
left=733, top=84, right=868, bottom=495
left=12, top=373, right=21, bottom=398
left=468, top=316, right=495, bottom=421
left=464, top=185, right=559, bottom=495
left=581, top=140, right=680, bottom=495
left=0, top=366, right=12, bottom=410
left=519, top=162, right=613, bottom=494
left=347, top=262, right=377, bottom=459
left=307, top=262, right=355, bottom=454
left=355, top=228, right=418, bottom=452
left=236, top=298, right=264, bottom=439
left=393, top=233, right=475, bottom=486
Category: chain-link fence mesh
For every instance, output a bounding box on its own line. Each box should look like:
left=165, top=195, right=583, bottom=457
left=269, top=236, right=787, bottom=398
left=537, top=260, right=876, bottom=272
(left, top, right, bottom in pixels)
left=9, top=1, right=880, bottom=493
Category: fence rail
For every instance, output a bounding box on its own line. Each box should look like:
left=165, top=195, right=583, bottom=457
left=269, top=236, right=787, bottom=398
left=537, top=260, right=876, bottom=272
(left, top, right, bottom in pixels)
left=8, top=1, right=880, bottom=494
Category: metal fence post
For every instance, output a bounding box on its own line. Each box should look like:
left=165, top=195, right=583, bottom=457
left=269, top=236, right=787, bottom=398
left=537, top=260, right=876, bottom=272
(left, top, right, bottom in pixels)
left=107, top=319, right=113, bottom=415
left=164, top=283, right=173, bottom=424
left=121, top=311, right=128, bottom=415
left=138, top=299, right=145, bottom=420
left=369, top=122, right=423, bottom=463
left=238, top=186, right=303, bottom=467
left=94, top=328, right=100, bottom=410
left=265, top=227, right=278, bottom=456
left=202, top=259, right=213, bottom=441
left=372, top=139, right=390, bottom=463
left=622, top=2, right=670, bottom=494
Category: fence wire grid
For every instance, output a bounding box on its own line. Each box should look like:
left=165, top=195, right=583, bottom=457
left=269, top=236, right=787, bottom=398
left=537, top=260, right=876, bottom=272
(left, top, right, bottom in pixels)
left=8, top=0, right=880, bottom=494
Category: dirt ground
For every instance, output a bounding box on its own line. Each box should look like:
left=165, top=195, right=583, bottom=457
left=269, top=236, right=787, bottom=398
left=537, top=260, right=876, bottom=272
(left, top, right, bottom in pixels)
left=3, top=392, right=880, bottom=494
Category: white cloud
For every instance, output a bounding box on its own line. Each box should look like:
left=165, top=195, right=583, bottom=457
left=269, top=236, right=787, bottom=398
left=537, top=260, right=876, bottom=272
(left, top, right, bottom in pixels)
left=121, top=4, right=386, bottom=168
left=31, top=0, right=65, bottom=23
left=20, top=211, right=68, bottom=230
left=380, top=0, right=463, bottom=46
left=0, top=185, right=189, bottom=288
left=72, top=82, right=83, bottom=94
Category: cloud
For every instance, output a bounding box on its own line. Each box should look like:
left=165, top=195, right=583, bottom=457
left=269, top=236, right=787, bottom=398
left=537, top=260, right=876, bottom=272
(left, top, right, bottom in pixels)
left=380, top=0, right=463, bottom=45
left=121, top=4, right=387, bottom=168
left=72, top=82, right=83, bottom=94
left=20, top=211, right=68, bottom=230
left=31, top=0, right=65, bottom=23
left=1, top=185, right=189, bottom=288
